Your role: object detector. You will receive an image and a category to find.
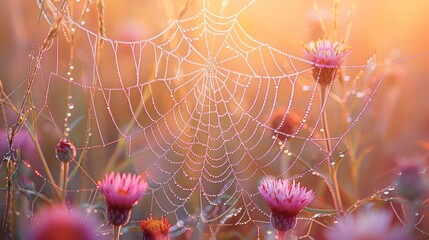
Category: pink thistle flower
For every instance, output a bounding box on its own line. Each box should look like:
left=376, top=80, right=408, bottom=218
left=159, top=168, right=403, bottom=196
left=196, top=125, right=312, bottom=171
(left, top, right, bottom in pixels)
left=325, top=209, right=413, bottom=240
left=269, top=108, right=300, bottom=142
left=55, top=138, right=76, bottom=163
left=258, top=177, right=315, bottom=231
left=140, top=216, right=170, bottom=240
left=98, top=172, right=148, bottom=226
left=29, top=206, right=101, bottom=240
left=303, top=38, right=351, bottom=85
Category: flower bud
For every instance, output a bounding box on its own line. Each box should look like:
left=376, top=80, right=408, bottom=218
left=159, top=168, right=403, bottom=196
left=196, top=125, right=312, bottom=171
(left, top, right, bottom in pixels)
left=55, top=139, right=76, bottom=163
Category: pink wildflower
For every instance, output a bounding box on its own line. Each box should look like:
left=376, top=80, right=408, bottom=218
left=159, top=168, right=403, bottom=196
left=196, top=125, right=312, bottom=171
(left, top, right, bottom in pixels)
left=258, top=177, right=315, bottom=231
left=325, top=209, right=413, bottom=240
left=303, top=38, right=351, bottom=85
left=98, top=172, right=148, bottom=226
left=30, top=206, right=100, bottom=240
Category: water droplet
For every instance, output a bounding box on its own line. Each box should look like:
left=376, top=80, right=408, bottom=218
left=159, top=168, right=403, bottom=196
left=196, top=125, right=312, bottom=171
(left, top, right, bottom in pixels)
left=68, top=103, right=74, bottom=109
left=177, top=220, right=184, bottom=227
left=356, top=92, right=365, bottom=98
left=343, top=75, right=350, bottom=82
left=383, top=191, right=389, bottom=195
left=302, top=85, right=311, bottom=91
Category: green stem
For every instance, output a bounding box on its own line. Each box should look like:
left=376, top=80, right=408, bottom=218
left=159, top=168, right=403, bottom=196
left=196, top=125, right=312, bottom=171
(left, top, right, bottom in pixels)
left=277, top=230, right=286, bottom=240
left=277, top=230, right=296, bottom=240
left=320, top=85, right=344, bottom=214
left=113, top=225, right=121, bottom=240
left=0, top=97, right=62, bottom=200
left=2, top=165, right=13, bottom=239
left=60, top=162, right=69, bottom=203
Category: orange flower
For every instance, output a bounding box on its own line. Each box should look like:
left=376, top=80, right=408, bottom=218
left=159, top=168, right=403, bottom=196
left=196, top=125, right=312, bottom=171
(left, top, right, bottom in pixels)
left=140, top=216, right=170, bottom=240
left=270, top=108, right=300, bottom=142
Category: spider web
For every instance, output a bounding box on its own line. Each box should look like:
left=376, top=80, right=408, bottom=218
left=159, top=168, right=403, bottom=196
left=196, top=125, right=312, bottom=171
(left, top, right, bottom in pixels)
left=3, top=0, right=418, bottom=239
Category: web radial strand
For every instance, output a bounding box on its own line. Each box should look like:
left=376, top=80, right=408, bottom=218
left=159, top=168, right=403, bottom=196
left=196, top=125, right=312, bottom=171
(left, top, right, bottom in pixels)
left=23, top=0, right=393, bottom=238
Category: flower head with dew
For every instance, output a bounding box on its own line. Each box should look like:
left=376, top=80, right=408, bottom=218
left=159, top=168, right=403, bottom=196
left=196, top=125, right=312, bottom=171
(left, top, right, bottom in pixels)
left=303, top=38, right=351, bottom=85
left=269, top=108, right=300, bottom=143
left=29, top=205, right=101, bottom=240
left=140, top=216, right=170, bottom=240
left=325, top=208, right=413, bottom=240
left=258, top=177, right=315, bottom=232
left=98, top=172, right=148, bottom=226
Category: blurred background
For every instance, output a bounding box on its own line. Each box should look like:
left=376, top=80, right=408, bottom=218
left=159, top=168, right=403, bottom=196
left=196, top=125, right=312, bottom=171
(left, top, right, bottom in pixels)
left=1, top=0, right=429, bottom=239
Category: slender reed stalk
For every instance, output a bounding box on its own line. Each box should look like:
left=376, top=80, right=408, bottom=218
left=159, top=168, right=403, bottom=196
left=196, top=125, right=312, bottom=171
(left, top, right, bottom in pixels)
left=320, top=85, right=344, bottom=214
left=60, top=162, right=69, bottom=203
